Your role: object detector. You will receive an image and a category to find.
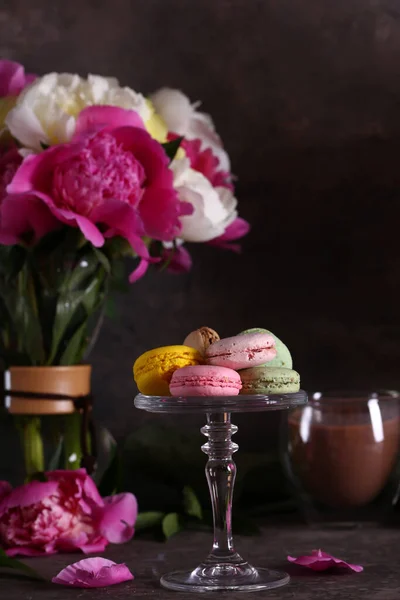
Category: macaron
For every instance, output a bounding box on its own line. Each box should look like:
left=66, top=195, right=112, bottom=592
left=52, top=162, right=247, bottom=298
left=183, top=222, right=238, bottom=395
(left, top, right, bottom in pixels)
left=240, top=328, right=293, bottom=369
left=205, top=333, right=276, bottom=370
left=240, top=366, right=300, bottom=395
left=183, top=326, right=220, bottom=356
left=133, top=345, right=203, bottom=396
left=170, top=365, right=242, bottom=397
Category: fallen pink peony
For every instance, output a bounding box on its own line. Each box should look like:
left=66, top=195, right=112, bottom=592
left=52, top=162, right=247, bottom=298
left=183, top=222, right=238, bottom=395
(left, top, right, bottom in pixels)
left=52, top=557, right=134, bottom=588
left=287, top=549, right=363, bottom=573
left=0, top=60, right=36, bottom=97
left=0, top=469, right=137, bottom=557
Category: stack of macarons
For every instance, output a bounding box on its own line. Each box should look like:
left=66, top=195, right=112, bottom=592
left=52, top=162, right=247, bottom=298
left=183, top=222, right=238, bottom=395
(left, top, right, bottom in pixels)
left=133, top=326, right=300, bottom=397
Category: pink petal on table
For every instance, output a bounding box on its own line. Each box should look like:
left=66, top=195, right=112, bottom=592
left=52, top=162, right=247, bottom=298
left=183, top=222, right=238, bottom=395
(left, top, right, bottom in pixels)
left=288, top=549, right=363, bottom=572
left=52, top=557, right=134, bottom=588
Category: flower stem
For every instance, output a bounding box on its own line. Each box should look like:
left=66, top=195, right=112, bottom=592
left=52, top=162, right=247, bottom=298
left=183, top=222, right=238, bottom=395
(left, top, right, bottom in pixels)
left=64, top=412, right=85, bottom=470
left=16, top=417, right=45, bottom=477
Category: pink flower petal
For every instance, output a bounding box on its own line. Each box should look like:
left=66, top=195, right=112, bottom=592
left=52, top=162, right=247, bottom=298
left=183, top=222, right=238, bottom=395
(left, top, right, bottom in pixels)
left=288, top=549, right=363, bottom=573
left=100, top=493, right=138, bottom=544
left=74, top=106, right=145, bottom=138
left=129, top=257, right=150, bottom=283
left=0, top=60, right=36, bottom=96
left=0, top=193, right=60, bottom=246
left=46, top=469, right=104, bottom=509
left=218, top=217, right=250, bottom=241
left=208, top=217, right=250, bottom=253
left=162, top=245, right=193, bottom=274
left=52, top=557, right=134, bottom=588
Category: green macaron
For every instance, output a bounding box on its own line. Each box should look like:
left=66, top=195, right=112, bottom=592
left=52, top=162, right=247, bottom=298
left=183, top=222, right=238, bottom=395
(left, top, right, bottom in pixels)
left=239, top=328, right=293, bottom=369
left=240, top=366, right=300, bottom=394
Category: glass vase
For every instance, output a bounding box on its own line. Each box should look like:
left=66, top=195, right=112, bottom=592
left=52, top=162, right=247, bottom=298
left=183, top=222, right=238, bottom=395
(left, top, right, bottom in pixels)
left=0, top=229, right=110, bottom=479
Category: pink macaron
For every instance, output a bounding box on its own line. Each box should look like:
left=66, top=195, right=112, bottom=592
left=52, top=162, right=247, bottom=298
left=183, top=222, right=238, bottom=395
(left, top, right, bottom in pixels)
left=169, top=365, right=242, bottom=396
left=205, top=333, right=276, bottom=370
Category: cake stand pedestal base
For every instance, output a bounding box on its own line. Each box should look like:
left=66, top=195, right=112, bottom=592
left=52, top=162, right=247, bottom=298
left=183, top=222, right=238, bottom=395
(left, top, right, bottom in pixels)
left=161, top=564, right=289, bottom=593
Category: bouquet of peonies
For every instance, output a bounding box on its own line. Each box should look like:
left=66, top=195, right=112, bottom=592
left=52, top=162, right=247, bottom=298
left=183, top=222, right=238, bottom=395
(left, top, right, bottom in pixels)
left=0, top=60, right=249, bottom=368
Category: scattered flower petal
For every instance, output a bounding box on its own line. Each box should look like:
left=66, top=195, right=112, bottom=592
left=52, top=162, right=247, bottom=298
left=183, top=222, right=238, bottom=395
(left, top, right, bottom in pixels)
left=287, top=549, right=363, bottom=573
left=52, top=557, right=134, bottom=588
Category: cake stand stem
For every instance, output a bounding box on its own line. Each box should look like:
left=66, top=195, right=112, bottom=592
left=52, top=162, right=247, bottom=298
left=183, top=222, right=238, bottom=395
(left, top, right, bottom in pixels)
left=160, top=407, right=291, bottom=591
left=201, top=411, right=243, bottom=567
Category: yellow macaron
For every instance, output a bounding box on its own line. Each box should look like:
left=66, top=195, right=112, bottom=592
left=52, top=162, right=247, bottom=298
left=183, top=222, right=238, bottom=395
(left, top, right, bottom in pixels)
left=133, top=345, right=203, bottom=396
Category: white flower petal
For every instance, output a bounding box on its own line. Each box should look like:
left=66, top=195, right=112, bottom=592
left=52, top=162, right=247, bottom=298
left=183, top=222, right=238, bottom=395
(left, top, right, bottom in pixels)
left=171, top=159, right=237, bottom=243
left=150, top=88, right=193, bottom=135
left=6, top=73, right=149, bottom=150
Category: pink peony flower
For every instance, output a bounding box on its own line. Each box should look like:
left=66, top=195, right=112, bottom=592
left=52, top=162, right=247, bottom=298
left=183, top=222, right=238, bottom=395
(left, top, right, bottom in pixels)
left=169, top=134, right=233, bottom=190
left=7, top=106, right=192, bottom=282
left=287, top=549, right=363, bottom=573
left=0, top=60, right=36, bottom=97
left=0, top=469, right=137, bottom=557
left=0, top=146, right=59, bottom=245
left=52, top=557, right=134, bottom=588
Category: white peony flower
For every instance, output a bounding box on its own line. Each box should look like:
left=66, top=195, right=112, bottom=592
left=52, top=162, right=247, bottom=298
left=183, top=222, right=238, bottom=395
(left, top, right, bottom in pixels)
left=5, top=73, right=151, bottom=151
left=150, top=88, right=230, bottom=172
left=171, top=158, right=237, bottom=242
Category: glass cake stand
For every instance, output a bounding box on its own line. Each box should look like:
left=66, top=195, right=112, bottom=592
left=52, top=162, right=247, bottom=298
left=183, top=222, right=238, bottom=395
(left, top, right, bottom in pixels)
left=134, top=391, right=307, bottom=593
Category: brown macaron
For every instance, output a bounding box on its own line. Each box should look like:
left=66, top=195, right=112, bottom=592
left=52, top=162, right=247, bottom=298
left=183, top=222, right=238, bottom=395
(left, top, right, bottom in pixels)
left=183, top=327, right=220, bottom=356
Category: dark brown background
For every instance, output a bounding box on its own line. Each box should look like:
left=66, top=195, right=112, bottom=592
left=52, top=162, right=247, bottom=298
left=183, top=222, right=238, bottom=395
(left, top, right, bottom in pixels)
left=1, top=0, right=400, bottom=444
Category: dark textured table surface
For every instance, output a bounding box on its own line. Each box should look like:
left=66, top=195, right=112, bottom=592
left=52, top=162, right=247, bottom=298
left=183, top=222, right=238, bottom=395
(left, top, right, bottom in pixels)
left=2, top=525, right=399, bottom=599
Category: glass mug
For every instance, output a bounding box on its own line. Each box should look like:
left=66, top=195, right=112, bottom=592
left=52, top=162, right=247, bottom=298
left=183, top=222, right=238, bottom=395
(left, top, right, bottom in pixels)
left=282, top=391, right=400, bottom=527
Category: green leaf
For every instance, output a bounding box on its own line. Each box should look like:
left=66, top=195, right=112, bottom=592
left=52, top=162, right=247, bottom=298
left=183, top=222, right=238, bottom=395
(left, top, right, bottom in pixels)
left=1, top=262, right=46, bottom=364
left=0, top=547, right=46, bottom=581
left=162, top=136, right=183, bottom=162
left=162, top=512, right=182, bottom=539
left=183, top=486, right=202, bottom=520
left=135, top=511, right=165, bottom=531
left=93, top=248, right=111, bottom=274
left=58, top=321, right=87, bottom=366
left=48, top=266, right=106, bottom=364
